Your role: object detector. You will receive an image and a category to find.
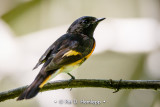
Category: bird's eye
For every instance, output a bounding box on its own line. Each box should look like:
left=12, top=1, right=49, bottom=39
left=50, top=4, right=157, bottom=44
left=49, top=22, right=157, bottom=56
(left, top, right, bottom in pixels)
left=82, top=20, right=88, bottom=24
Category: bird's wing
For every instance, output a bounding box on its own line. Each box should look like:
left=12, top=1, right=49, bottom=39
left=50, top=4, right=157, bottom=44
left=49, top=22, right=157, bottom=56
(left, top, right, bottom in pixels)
left=43, top=39, right=84, bottom=71
left=53, top=47, right=82, bottom=65
left=33, top=34, right=82, bottom=70
left=33, top=43, right=55, bottom=70
left=33, top=34, right=67, bottom=70
left=43, top=34, right=93, bottom=71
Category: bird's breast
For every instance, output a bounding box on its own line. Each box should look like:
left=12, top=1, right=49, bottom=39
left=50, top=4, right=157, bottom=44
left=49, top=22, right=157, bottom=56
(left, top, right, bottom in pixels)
left=85, top=41, right=96, bottom=59
left=60, top=59, right=82, bottom=73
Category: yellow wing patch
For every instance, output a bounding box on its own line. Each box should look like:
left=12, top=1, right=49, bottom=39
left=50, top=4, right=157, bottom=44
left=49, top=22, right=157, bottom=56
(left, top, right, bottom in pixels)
left=62, top=50, right=82, bottom=57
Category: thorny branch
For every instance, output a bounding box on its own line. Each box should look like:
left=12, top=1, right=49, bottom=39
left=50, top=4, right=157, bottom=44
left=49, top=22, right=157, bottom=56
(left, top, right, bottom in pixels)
left=0, top=79, right=160, bottom=102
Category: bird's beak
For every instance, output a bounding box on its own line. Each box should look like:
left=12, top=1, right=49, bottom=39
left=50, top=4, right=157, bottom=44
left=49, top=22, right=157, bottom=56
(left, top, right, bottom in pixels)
left=95, top=18, right=106, bottom=23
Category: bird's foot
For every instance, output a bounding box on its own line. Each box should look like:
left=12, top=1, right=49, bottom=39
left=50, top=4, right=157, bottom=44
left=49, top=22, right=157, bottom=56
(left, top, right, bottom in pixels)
left=67, top=73, right=75, bottom=91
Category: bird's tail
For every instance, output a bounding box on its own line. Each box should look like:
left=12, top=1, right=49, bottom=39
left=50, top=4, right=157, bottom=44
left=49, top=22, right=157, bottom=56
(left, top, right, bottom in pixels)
left=17, top=70, right=54, bottom=101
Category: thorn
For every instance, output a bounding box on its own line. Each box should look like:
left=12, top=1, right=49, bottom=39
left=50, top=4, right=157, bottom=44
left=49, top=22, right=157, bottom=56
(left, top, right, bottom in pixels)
left=154, top=87, right=158, bottom=91
left=70, top=88, right=73, bottom=91
left=113, top=79, right=122, bottom=93
left=109, top=79, right=113, bottom=86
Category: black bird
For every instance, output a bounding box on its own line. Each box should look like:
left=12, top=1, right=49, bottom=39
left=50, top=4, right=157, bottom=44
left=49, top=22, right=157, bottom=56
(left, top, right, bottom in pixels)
left=17, top=16, right=105, bottom=100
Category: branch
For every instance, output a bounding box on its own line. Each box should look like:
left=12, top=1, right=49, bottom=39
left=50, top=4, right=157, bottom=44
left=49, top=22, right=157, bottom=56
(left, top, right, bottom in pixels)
left=0, top=79, right=160, bottom=102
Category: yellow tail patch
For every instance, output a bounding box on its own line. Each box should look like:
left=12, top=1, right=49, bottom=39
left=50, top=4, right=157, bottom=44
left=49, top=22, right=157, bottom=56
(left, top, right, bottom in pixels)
left=63, top=50, right=82, bottom=57
left=39, top=75, right=52, bottom=88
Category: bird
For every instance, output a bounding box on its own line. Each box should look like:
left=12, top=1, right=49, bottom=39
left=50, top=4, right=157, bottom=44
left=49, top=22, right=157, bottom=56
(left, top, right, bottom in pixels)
left=17, top=16, right=105, bottom=100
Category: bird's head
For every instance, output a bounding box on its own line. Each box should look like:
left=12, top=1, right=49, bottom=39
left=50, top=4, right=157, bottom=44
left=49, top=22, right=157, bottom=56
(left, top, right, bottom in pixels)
left=67, top=16, right=105, bottom=37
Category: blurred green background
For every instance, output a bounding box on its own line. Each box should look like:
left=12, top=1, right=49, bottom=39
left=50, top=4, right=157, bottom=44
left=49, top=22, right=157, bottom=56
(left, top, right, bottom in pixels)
left=0, top=0, right=160, bottom=107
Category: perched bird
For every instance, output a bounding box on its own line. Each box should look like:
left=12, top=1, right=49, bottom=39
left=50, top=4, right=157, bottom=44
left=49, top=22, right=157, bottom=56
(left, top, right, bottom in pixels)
left=17, top=16, right=105, bottom=100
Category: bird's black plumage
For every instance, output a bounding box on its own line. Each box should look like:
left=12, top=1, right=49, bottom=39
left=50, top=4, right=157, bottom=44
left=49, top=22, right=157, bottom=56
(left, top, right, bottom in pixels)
left=17, top=16, right=105, bottom=100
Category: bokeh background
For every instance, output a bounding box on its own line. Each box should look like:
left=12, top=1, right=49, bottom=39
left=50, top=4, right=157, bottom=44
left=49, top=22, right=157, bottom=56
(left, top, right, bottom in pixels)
left=0, top=0, right=160, bottom=107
